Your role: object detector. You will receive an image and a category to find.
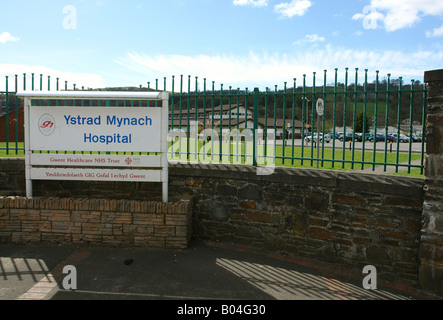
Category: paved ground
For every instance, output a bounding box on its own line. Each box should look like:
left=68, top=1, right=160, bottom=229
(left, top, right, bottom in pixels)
left=0, top=240, right=428, bottom=303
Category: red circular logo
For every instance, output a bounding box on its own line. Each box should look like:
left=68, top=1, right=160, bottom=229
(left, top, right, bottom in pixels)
left=38, top=114, right=56, bottom=136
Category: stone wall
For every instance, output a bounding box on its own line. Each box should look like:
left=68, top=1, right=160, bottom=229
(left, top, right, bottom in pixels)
left=0, top=158, right=26, bottom=197
left=0, top=196, right=193, bottom=249
left=420, top=69, right=443, bottom=295
left=169, top=164, right=424, bottom=290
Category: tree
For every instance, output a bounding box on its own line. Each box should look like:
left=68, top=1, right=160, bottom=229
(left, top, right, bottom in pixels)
left=355, top=111, right=369, bottom=133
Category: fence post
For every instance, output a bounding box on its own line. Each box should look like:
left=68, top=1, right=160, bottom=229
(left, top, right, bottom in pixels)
left=420, top=69, right=443, bottom=296
left=5, top=76, right=9, bottom=154
left=253, top=88, right=259, bottom=167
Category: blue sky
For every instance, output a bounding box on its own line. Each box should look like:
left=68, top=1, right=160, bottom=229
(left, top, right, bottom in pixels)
left=1, top=0, right=443, bottom=91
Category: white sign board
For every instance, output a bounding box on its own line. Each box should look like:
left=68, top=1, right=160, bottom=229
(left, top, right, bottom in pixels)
left=316, top=98, right=324, bottom=116
left=30, top=154, right=161, bottom=168
left=18, top=91, right=170, bottom=202
left=30, top=106, right=162, bottom=152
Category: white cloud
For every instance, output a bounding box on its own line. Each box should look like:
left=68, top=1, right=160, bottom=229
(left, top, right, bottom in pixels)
left=293, top=34, right=325, bottom=46
left=0, top=64, right=106, bottom=91
left=116, top=47, right=437, bottom=90
left=274, top=0, right=311, bottom=18
left=426, top=25, right=443, bottom=38
left=233, top=0, right=268, bottom=7
left=0, top=32, right=20, bottom=44
left=353, top=0, right=443, bottom=32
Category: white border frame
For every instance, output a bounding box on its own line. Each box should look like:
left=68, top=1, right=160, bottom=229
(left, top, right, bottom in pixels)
left=18, top=91, right=169, bottom=203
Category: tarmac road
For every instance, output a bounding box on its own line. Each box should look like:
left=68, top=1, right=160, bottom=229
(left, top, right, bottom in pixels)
left=0, top=240, right=424, bottom=302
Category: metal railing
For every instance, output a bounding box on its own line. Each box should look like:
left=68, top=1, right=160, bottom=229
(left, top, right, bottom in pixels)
left=1, top=69, right=427, bottom=175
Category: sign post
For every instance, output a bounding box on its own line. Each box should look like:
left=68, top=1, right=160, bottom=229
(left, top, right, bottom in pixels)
left=316, top=98, right=324, bottom=169
left=18, top=91, right=170, bottom=203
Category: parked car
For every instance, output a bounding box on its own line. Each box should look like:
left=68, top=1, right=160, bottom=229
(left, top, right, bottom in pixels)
left=368, top=134, right=385, bottom=142
left=386, top=134, right=398, bottom=142
left=339, top=133, right=353, bottom=142
left=388, top=134, right=397, bottom=142
left=411, top=135, right=422, bottom=142
left=399, top=134, right=410, bottom=143
left=305, top=133, right=331, bottom=143
left=327, top=132, right=341, bottom=140
left=357, top=133, right=371, bottom=142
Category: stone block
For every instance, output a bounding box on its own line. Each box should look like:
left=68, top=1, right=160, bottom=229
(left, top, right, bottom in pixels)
left=365, top=246, right=391, bottom=265
left=133, top=213, right=153, bottom=225
left=10, top=209, right=40, bottom=221
left=71, top=211, right=101, bottom=223
left=133, top=225, right=154, bottom=236
left=12, top=231, right=41, bottom=244
left=216, top=184, right=237, bottom=197
left=22, top=221, right=45, bottom=233
left=238, top=184, right=262, bottom=201
left=154, top=226, right=176, bottom=237
left=52, top=221, right=81, bottom=234
left=332, top=194, right=366, bottom=206
left=305, top=191, right=329, bottom=212
left=41, top=210, right=70, bottom=222
left=166, top=214, right=188, bottom=226
left=1, top=220, right=21, bottom=232
left=0, top=209, right=10, bottom=220
left=239, top=201, right=257, bottom=210
left=402, top=219, right=421, bottom=234
left=210, top=204, right=229, bottom=222
left=41, top=233, right=72, bottom=244
left=309, top=227, right=333, bottom=240
left=284, top=211, right=307, bottom=236
left=101, top=212, right=132, bottom=224
left=419, top=263, right=443, bottom=294
left=383, top=196, right=423, bottom=208
left=247, top=211, right=271, bottom=223
left=381, top=230, right=413, bottom=241
left=82, top=223, right=107, bottom=235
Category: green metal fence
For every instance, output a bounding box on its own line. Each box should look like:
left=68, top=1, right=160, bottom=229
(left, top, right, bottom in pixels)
left=1, top=69, right=427, bottom=175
